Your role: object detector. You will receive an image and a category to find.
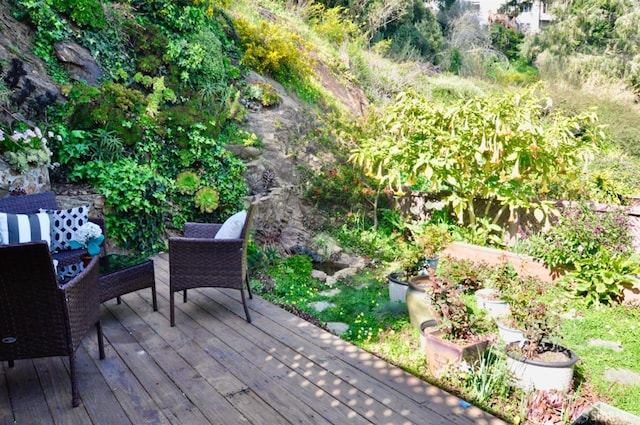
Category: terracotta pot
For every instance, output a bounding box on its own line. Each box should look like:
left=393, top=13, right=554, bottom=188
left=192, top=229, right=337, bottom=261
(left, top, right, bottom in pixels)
left=424, top=330, right=489, bottom=378
left=81, top=255, right=93, bottom=268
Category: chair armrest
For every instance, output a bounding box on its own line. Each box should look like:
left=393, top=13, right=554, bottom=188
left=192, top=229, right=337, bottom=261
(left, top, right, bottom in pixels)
left=59, top=255, right=100, bottom=350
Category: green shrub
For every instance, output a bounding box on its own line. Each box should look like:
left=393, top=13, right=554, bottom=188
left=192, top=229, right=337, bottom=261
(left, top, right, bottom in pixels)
left=66, top=81, right=146, bottom=147
left=244, top=83, right=281, bottom=107
left=561, top=248, right=640, bottom=305
left=304, top=166, right=377, bottom=215
left=84, top=158, right=171, bottom=255
left=165, top=30, right=227, bottom=91
left=52, top=0, right=105, bottom=29
left=489, top=24, right=523, bottom=61
left=526, top=203, right=633, bottom=271
left=0, top=125, right=54, bottom=173
left=158, top=125, right=248, bottom=227
left=306, top=4, right=360, bottom=45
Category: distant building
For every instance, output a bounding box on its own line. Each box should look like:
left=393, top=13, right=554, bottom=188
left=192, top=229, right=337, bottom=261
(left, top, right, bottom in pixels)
left=457, top=0, right=554, bottom=34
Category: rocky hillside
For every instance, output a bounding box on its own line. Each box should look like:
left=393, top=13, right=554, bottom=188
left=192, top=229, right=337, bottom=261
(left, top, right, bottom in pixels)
left=0, top=0, right=369, bottom=253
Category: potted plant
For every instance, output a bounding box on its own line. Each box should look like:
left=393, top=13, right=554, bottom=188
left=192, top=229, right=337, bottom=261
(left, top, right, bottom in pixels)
left=492, top=274, right=542, bottom=343
left=69, top=222, right=105, bottom=266
left=421, top=276, right=493, bottom=378
left=387, top=222, right=452, bottom=302
left=475, top=262, right=516, bottom=318
left=408, top=222, right=452, bottom=274
left=504, top=294, right=579, bottom=391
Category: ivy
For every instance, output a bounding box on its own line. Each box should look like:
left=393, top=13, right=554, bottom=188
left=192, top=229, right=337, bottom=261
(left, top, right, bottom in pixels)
left=89, top=158, right=171, bottom=255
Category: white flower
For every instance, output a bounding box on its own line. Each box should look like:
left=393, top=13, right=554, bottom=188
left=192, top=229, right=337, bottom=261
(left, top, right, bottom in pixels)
left=74, top=222, right=103, bottom=245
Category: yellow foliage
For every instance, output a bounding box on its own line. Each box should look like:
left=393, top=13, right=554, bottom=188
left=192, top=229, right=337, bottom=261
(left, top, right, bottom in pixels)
left=234, top=18, right=314, bottom=82
left=193, top=0, right=228, bottom=17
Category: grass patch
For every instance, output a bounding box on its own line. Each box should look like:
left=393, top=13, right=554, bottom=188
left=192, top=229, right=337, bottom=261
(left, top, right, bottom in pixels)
left=561, top=303, right=640, bottom=413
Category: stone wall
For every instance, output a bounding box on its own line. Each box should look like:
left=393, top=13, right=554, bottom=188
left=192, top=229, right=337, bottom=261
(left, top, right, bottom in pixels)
left=0, top=158, right=51, bottom=195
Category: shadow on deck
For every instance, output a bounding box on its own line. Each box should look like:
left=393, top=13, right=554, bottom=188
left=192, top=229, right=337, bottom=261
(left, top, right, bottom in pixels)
left=0, top=253, right=507, bottom=425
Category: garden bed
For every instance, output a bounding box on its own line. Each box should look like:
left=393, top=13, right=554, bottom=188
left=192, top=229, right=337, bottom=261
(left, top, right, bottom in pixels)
left=443, top=241, right=562, bottom=283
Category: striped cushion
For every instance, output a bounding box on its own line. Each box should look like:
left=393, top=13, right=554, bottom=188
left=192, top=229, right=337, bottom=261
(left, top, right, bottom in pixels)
left=0, top=212, right=51, bottom=248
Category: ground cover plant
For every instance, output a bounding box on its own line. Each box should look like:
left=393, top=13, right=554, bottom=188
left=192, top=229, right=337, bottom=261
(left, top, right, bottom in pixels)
left=251, top=246, right=640, bottom=424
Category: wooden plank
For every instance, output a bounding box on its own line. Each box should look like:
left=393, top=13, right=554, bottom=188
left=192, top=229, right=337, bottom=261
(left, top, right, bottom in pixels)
left=109, top=292, right=289, bottom=425
left=160, top=283, right=416, bottom=425
left=222, top=291, right=503, bottom=425
left=104, top=300, right=255, bottom=425
left=152, top=254, right=505, bottom=425
left=75, top=341, right=133, bottom=425
left=0, top=365, right=14, bottom=425
left=93, top=308, right=211, bottom=425
left=32, top=357, right=92, bottom=424
left=2, top=359, right=54, bottom=424
left=81, top=310, right=172, bottom=425
left=120, top=285, right=337, bottom=425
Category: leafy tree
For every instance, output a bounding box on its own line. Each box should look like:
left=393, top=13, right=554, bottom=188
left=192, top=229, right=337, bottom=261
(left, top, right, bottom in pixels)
left=524, top=0, right=640, bottom=93
left=490, top=24, right=524, bottom=61
left=350, top=85, right=603, bottom=226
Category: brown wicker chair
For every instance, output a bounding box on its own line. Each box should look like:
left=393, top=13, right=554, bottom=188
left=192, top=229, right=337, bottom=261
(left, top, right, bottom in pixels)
left=169, top=200, right=257, bottom=326
left=0, top=241, right=105, bottom=407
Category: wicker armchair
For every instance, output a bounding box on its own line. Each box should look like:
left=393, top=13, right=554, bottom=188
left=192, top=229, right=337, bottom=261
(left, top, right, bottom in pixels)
left=0, top=241, right=105, bottom=407
left=169, top=200, right=257, bottom=326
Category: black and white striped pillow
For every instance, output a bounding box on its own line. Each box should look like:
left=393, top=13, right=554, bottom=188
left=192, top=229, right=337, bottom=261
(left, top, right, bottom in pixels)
left=0, top=212, right=52, bottom=248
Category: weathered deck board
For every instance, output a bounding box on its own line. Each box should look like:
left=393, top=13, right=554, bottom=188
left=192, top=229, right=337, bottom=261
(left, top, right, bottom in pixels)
left=0, top=253, right=508, bottom=425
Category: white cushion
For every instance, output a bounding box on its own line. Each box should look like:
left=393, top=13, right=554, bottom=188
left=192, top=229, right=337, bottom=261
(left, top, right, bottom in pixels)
left=0, top=212, right=51, bottom=248
left=214, top=210, right=247, bottom=240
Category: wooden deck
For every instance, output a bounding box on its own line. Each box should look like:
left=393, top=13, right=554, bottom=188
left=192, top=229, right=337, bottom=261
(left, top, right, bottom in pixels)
left=0, top=253, right=507, bottom=425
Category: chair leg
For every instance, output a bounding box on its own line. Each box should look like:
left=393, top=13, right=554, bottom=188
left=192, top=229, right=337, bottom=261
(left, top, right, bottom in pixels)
left=151, top=285, right=158, bottom=312
left=183, top=289, right=187, bottom=303
left=245, top=274, right=253, bottom=300
left=170, top=291, right=176, bottom=327
left=96, top=321, right=105, bottom=360
left=8, top=360, right=14, bottom=368
left=240, top=288, right=252, bottom=323
left=70, top=351, right=80, bottom=407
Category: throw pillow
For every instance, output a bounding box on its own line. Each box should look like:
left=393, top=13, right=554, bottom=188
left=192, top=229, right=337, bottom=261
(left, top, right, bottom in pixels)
left=40, top=205, right=90, bottom=252
left=0, top=212, right=51, bottom=247
left=214, top=210, right=247, bottom=239
left=58, top=262, right=83, bottom=280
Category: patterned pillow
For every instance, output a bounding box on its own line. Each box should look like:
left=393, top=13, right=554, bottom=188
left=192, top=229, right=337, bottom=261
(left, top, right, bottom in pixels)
left=58, top=262, right=84, bottom=280
left=0, top=212, right=51, bottom=247
left=40, top=205, right=90, bottom=252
